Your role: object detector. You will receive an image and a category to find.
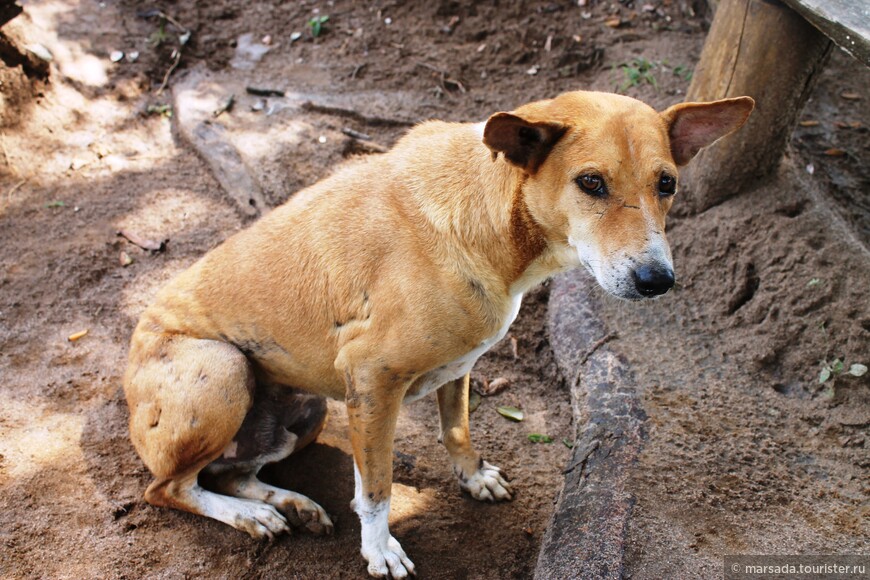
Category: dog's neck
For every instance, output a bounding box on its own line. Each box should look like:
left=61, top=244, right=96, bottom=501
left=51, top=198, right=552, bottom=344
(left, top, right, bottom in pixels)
left=398, top=122, right=568, bottom=300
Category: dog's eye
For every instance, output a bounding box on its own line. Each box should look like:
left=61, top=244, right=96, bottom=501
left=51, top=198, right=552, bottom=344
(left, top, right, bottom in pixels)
left=658, top=174, right=676, bottom=196
left=576, top=174, right=607, bottom=197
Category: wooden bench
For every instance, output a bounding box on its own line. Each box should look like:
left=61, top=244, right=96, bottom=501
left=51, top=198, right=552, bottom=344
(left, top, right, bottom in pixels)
left=680, top=0, right=870, bottom=213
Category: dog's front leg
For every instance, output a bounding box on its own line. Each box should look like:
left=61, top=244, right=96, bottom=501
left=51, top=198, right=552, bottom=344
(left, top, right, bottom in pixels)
left=437, top=375, right=512, bottom=501
left=345, top=368, right=416, bottom=579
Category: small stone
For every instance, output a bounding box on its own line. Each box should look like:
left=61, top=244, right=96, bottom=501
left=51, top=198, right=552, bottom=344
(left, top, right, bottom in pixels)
left=25, top=43, right=53, bottom=62
left=110, top=50, right=124, bottom=63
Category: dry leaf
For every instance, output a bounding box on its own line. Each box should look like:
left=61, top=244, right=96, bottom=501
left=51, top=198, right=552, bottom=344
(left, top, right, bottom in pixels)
left=604, top=18, right=622, bottom=28
left=799, top=120, right=820, bottom=127
left=117, top=229, right=167, bottom=252
left=479, top=377, right=510, bottom=396
left=824, top=148, right=847, bottom=157
left=840, top=92, right=861, bottom=101
left=119, top=251, right=134, bottom=267
left=468, top=390, right=482, bottom=413
left=68, top=330, right=89, bottom=342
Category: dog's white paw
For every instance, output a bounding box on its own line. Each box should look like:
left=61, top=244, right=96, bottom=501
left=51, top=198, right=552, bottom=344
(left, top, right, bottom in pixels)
left=362, top=535, right=416, bottom=578
left=232, top=501, right=290, bottom=540
left=459, top=460, right=512, bottom=502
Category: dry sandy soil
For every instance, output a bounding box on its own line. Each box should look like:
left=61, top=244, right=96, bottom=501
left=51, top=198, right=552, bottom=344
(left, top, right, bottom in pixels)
left=0, top=1, right=867, bottom=579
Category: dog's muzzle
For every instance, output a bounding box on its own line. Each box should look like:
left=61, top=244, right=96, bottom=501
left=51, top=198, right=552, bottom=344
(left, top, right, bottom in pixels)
left=632, top=263, right=675, bottom=297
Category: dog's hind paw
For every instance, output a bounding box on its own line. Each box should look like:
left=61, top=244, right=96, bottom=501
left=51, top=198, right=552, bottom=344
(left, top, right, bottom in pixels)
left=363, top=536, right=416, bottom=579
left=231, top=501, right=290, bottom=540
left=279, top=495, right=334, bottom=535
left=459, top=460, right=512, bottom=502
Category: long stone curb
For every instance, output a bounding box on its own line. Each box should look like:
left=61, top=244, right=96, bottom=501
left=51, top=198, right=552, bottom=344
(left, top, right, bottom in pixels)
left=535, top=271, right=648, bottom=580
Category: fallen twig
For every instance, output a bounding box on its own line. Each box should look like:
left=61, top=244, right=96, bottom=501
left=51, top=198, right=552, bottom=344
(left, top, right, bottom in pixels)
left=5, top=179, right=26, bottom=201
left=301, top=101, right=414, bottom=127
left=415, top=62, right=466, bottom=93
left=341, top=127, right=373, bottom=141
left=571, top=331, right=619, bottom=389
left=246, top=86, right=286, bottom=97
left=578, top=331, right=618, bottom=367
left=149, top=11, right=190, bottom=95
left=340, top=127, right=390, bottom=154
left=213, top=94, right=235, bottom=117
left=156, top=48, right=182, bottom=95
left=350, top=63, right=367, bottom=79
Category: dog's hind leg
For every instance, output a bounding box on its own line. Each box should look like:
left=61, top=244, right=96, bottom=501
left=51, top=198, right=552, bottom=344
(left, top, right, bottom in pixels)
left=204, top=384, right=334, bottom=535
left=124, top=332, right=290, bottom=539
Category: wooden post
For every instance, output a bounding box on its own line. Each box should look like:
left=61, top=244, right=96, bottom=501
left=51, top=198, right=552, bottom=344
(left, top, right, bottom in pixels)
left=679, top=0, right=832, bottom=214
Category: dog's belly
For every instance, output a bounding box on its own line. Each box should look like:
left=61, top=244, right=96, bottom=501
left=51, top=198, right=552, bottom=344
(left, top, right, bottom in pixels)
left=403, top=293, right=523, bottom=404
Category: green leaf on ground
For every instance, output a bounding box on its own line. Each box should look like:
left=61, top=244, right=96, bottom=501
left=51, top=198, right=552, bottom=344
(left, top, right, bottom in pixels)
left=468, top=390, right=482, bottom=413
left=496, top=406, right=524, bottom=422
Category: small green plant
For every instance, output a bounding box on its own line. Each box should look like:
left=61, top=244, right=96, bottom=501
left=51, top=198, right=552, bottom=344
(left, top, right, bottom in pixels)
left=617, top=58, right=658, bottom=92
left=807, top=278, right=823, bottom=288
left=819, top=359, right=867, bottom=384
left=146, top=104, right=173, bottom=118
left=308, top=15, right=329, bottom=37
left=672, top=64, right=693, bottom=82
left=815, top=321, right=866, bottom=393
left=527, top=434, right=554, bottom=444
left=149, top=16, right=169, bottom=46
left=45, top=200, right=65, bottom=208
left=562, top=438, right=574, bottom=449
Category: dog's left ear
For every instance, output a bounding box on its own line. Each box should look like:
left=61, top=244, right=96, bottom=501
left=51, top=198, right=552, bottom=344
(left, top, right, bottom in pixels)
left=483, top=112, right=567, bottom=174
left=661, top=96, right=755, bottom=166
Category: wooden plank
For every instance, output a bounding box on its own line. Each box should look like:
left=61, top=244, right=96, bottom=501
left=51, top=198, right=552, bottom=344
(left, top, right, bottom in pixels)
left=781, top=0, right=870, bottom=67
left=679, top=0, right=832, bottom=214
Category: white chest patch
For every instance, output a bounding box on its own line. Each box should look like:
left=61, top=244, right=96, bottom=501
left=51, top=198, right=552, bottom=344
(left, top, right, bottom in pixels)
left=404, top=293, right=523, bottom=404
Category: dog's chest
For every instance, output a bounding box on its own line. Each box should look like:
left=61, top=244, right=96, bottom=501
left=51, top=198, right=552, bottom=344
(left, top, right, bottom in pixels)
left=403, top=294, right=523, bottom=404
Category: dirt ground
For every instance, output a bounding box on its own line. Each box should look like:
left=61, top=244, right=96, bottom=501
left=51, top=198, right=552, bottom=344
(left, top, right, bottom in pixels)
left=0, top=1, right=867, bottom=579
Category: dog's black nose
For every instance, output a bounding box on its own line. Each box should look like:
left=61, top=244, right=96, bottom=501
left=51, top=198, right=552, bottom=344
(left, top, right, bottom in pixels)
left=632, top=264, right=675, bottom=297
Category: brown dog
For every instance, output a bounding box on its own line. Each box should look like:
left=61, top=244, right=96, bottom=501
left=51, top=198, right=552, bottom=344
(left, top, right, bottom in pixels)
left=124, top=90, right=753, bottom=577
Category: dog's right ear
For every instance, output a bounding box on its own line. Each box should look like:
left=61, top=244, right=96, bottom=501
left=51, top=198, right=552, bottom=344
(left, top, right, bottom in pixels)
left=483, top=113, right=567, bottom=174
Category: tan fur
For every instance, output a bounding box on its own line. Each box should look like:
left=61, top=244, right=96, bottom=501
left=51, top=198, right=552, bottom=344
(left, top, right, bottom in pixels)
left=123, top=90, right=753, bottom=578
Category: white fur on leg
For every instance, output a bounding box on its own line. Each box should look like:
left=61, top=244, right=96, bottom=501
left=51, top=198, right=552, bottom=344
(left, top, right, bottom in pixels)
left=459, top=460, right=512, bottom=502
left=354, top=464, right=416, bottom=578
left=185, top=483, right=290, bottom=539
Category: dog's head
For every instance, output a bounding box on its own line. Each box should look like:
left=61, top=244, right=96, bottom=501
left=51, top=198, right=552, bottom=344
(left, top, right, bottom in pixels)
left=483, top=91, right=754, bottom=300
